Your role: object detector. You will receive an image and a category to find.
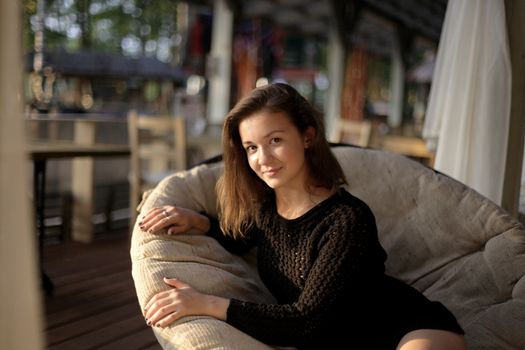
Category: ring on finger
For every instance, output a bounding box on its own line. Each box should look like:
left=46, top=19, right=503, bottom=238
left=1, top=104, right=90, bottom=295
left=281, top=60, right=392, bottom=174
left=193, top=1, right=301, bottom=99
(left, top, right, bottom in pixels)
left=162, top=210, right=169, bottom=219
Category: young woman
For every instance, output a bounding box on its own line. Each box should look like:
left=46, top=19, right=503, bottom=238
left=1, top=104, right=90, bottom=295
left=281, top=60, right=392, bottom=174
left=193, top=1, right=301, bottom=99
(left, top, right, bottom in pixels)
left=139, top=83, right=467, bottom=350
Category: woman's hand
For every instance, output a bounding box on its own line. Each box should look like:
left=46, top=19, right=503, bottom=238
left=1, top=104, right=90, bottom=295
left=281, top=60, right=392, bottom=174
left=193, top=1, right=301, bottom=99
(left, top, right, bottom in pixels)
left=144, top=277, right=230, bottom=328
left=138, top=206, right=210, bottom=235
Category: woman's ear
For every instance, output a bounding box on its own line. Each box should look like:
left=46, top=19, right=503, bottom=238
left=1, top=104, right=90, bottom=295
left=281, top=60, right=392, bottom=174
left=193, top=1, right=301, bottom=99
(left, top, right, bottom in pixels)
left=304, top=126, right=316, bottom=148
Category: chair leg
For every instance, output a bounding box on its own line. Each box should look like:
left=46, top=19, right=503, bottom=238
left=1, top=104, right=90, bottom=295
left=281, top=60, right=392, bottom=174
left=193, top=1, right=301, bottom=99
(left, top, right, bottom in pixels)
left=61, top=191, right=72, bottom=241
left=105, top=186, right=115, bottom=232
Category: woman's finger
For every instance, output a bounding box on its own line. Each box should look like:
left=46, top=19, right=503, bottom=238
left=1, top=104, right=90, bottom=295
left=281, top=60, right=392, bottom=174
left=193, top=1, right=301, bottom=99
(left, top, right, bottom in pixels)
left=145, top=292, right=174, bottom=319
left=144, top=288, right=173, bottom=313
left=148, top=211, right=182, bottom=233
left=141, top=207, right=165, bottom=221
left=153, top=309, right=182, bottom=328
left=167, top=224, right=186, bottom=235
left=147, top=301, right=180, bottom=326
left=141, top=207, right=177, bottom=233
left=163, top=277, right=190, bottom=289
left=139, top=207, right=164, bottom=227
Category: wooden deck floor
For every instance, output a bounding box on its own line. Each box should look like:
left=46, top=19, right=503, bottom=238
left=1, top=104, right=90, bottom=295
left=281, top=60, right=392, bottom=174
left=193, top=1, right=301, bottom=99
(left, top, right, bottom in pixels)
left=43, top=229, right=162, bottom=350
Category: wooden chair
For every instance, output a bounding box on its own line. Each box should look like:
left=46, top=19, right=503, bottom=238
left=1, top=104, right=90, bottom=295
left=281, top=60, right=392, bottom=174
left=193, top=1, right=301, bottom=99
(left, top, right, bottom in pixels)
left=331, top=119, right=372, bottom=147
left=127, top=110, right=187, bottom=226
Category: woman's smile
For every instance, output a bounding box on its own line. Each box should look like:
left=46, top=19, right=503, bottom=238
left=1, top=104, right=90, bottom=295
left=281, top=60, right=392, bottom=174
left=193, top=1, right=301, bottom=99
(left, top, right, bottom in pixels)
left=263, top=167, right=282, bottom=177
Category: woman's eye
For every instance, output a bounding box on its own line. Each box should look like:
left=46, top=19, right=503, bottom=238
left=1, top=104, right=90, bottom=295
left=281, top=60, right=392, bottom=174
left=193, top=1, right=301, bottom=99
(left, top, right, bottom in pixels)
left=246, top=145, right=257, bottom=153
left=270, top=138, right=281, bottom=144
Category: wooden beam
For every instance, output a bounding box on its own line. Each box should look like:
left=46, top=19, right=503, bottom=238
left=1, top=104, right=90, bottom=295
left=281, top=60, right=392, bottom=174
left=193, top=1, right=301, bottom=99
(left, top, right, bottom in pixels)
left=0, top=0, right=45, bottom=348
left=325, top=23, right=345, bottom=140
left=362, top=0, right=445, bottom=43
left=502, top=0, right=525, bottom=216
left=72, top=120, right=97, bottom=242
left=331, top=0, right=362, bottom=50
left=207, top=0, right=234, bottom=124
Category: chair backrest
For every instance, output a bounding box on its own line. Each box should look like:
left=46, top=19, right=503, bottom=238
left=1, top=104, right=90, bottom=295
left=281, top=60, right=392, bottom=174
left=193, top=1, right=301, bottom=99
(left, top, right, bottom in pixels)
left=332, top=118, right=372, bottom=147
left=127, top=110, right=187, bottom=225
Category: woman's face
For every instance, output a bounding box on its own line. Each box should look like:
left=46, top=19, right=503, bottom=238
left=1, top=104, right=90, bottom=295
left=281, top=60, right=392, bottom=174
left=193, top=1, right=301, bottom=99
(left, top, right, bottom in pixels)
left=238, top=110, right=313, bottom=192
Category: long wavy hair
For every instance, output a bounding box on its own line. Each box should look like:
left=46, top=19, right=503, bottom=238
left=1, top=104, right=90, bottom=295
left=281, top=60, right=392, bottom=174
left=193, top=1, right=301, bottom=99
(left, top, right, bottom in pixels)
left=216, top=83, right=347, bottom=238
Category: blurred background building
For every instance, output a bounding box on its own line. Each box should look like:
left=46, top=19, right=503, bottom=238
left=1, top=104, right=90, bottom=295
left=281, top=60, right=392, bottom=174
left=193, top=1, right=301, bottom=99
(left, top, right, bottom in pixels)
left=23, top=0, right=446, bottom=138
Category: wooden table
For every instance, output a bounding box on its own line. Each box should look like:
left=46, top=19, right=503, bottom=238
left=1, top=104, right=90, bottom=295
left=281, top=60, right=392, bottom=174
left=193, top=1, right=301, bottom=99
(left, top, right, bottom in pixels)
left=30, top=142, right=131, bottom=160
left=29, top=142, right=130, bottom=295
left=381, top=135, right=435, bottom=167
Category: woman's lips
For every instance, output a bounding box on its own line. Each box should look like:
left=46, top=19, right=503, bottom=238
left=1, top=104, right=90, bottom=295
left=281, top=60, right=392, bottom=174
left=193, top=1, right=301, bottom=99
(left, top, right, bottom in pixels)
left=263, top=168, right=281, bottom=177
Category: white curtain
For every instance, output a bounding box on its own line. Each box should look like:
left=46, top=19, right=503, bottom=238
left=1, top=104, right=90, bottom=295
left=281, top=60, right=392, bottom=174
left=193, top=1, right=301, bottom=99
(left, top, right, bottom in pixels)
left=422, top=0, right=511, bottom=205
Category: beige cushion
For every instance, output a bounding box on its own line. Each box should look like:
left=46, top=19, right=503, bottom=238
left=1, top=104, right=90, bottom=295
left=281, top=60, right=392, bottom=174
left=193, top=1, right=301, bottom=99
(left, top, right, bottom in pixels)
left=130, top=146, right=525, bottom=350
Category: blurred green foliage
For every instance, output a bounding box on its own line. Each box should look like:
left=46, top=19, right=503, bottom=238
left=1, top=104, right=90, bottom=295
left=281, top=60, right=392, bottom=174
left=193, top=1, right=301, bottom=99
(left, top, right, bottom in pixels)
left=22, top=0, right=184, bottom=64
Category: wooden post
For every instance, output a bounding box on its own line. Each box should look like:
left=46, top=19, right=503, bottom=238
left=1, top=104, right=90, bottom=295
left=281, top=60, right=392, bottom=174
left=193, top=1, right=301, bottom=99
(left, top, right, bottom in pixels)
left=389, top=28, right=405, bottom=129
left=502, top=0, right=525, bottom=216
left=207, top=0, right=233, bottom=125
left=0, top=0, right=45, bottom=348
left=127, top=111, right=140, bottom=228
left=174, top=116, right=187, bottom=170
left=72, top=120, right=96, bottom=242
left=326, top=24, right=345, bottom=142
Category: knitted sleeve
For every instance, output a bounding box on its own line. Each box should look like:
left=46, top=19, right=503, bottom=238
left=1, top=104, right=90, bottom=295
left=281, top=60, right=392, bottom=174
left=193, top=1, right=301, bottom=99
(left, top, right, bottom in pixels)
left=226, top=204, right=386, bottom=348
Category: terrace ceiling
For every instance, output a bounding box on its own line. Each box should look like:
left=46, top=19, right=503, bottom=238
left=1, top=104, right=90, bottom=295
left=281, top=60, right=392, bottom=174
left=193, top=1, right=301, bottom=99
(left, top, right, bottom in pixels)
left=229, top=0, right=448, bottom=55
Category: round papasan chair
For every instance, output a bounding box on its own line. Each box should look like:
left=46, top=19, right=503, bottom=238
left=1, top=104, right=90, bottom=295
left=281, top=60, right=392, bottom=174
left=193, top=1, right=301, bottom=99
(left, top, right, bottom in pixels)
left=130, top=144, right=525, bottom=350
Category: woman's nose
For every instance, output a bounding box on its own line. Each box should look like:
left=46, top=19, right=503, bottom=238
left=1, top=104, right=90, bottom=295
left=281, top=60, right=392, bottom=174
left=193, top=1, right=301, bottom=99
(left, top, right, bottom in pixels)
left=257, top=146, right=273, bottom=165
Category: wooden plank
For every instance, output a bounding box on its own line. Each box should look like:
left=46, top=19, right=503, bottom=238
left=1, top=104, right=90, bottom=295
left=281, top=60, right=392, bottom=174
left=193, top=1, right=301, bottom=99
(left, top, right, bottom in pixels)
left=48, top=259, right=130, bottom=287
left=48, top=314, right=149, bottom=350
left=45, top=273, right=133, bottom=314
left=44, top=252, right=130, bottom=279
left=139, top=343, right=164, bottom=350
left=43, top=231, right=129, bottom=265
left=50, top=268, right=131, bottom=298
left=44, top=228, right=129, bottom=254
left=45, top=252, right=130, bottom=279
left=46, top=288, right=138, bottom=329
left=96, top=327, right=159, bottom=350
left=47, top=302, right=140, bottom=345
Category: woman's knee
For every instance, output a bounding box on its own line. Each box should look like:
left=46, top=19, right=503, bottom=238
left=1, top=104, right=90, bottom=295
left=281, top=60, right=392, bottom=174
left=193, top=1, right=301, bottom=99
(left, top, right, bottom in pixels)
left=397, top=329, right=467, bottom=350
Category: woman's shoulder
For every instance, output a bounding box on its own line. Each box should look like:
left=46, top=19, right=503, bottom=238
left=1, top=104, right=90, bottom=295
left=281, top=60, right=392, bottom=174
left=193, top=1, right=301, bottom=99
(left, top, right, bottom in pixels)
left=311, top=188, right=382, bottom=257
left=318, top=187, right=377, bottom=227
left=332, top=187, right=373, bottom=212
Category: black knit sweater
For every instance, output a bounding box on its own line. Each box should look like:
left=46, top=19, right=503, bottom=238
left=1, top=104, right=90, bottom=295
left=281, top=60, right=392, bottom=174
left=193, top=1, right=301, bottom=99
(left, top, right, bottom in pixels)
left=207, top=188, right=463, bottom=349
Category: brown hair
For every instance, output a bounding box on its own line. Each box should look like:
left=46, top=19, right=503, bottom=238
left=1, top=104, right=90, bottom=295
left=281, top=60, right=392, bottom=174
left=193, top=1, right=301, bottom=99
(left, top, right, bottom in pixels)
left=216, top=83, right=347, bottom=238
